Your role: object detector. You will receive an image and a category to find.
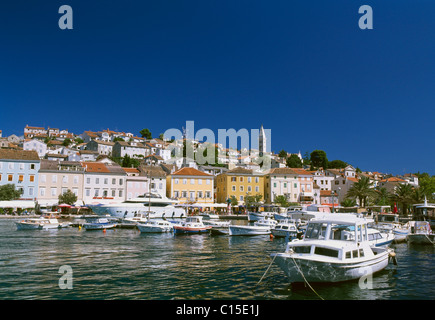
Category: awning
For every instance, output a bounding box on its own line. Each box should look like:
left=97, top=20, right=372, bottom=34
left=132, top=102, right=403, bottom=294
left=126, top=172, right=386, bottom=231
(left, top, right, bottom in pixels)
left=0, top=200, right=36, bottom=208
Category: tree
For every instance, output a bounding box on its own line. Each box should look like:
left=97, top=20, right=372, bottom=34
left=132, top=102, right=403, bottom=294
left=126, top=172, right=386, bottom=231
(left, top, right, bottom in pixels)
left=273, top=195, right=291, bottom=207
left=374, top=187, right=391, bottom=206
left=245, top=194, right=263, bottom=211
left=0, top=184, right=22, bottom=200
left=310, top=150, right=328, bottom=169
left=286, top=154, right=302, bottom=168
left=390, top=183, right=414, bottom=215
left=121, top=154, right=140, bottom=168
left=62, top=138, right=72, bottom=147
left=278, top=150, right=287, bottom=159
left=58, top=189, right=77, bottom=206
left=229, top=195, right=238, bottom=206
left=302, top=151, right=311, bottom=166
left=328, top=160, right=347, bottom=169
left=139, top=128, right=152, bottom=139
left=346, top=176, right=376, bottom=208
left=341, top=198, right=357, bottom=207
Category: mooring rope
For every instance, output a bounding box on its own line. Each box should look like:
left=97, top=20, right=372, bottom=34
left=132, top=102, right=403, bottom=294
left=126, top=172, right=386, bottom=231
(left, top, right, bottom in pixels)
left=424, top=234, right=435, bottom=245
left=255, top=254, right=277, bottom=288
left=289, top=253, right=324, bottom=300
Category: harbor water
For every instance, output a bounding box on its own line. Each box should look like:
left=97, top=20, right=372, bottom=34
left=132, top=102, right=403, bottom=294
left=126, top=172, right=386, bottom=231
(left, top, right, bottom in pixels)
left=0, top=219, right=433, bottom=300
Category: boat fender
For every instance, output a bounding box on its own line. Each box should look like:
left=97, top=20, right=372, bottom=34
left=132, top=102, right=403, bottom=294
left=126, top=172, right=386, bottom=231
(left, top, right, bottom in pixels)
left=388, top=251, right=398, bottom=265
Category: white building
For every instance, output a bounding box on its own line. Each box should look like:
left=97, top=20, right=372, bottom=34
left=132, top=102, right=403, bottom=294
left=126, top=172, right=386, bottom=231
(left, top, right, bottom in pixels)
left=23, top=139, right=48, bottom=158
left=265, top=168, right=300, bottom=204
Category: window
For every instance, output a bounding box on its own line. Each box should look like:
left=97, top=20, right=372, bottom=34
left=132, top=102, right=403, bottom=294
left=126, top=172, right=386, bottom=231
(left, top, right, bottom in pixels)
left=174, top=191, right=179, bottom=198
left=74, top=176, right=79, bottom=184
left=86, top=177, right=91, bottom=184
left=85, top=189, right=91, bottom=197
left=29, top=175, right=35, bottom=182
left=119, top=179, right=123, bottom=185
left=314, top=247, right=339, bottom=258
left=52, top=175, right=57, bottom=183
left=19, top=163, right=24, bottom=170
left=94, top=189, right=100, bottom=197
left=40, top=187, right=46, bottom=196
left=119, top=190, right=123, bottom=198
left=96, top=178, right=100, bottom=184
left=112, top=178, right=116, bottom=184
left=231, top=177, right=236, bottom=182
left=40, top=175, right=46, bottom=183
left=104, top=178, right=108, bottom=184
left=205, top=191, right=211, bottom=198
left=30, top=164, right=35, bottom=170
left=232, top=185, right=236, bottom=191
left=28, top=187, right=34, bottom=196
left=240, top=195, right=244, bottom=201
left=255, top=186, right=259, bottom=192
left=112, top=190, right=116, bottom=197
left=51, top=188, right=57, bottom=196
left=206, top=179, right=211, bottom=185
left=62, top=176, right=68, bottom=184
left=247, top=186, right=252, bottom=192
left=190, top=179, right=195, bottom=185
left=174, top=179, right=179, bottom=184
left=240, top=177, right=243, bottom=182
left=189, top=191, right=195, bottom=199
left=248, top=177, right=251, bottom=183
left=183, top=179, right=187, bottom=184
left=18, top=175, right=24, bottom=182
left=255, top=177, right=259, bottom=183
left=182, top=191, right=187, bottom=198
left=240, top=186, right=244, bottom=192
left=8, top=163, right=13, bottom=170
left=198, top=179, right=202, bottom=185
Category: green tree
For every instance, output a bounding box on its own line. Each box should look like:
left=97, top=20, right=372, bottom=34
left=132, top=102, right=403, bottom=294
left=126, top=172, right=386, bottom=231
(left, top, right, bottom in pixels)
left=245, top=194, right=263, bottom=211
left=346, top=176, right=376, bottom=208
left=113, top=137, right=125, bottom=142
left=139, top=128, right=152, bottom=139
left=390, top=183, right=414, bottom=215
left=286, top=154, right=302, bottom=168
left=58, top=189, right=78, bottom=206
left=121, top=154, right=140, bottom=168
left=278, top=150, right=287, bottom=159
left=374, top=187, right=391, bottom=206
left=310, top=150, right=328, bottom=169
left=273, top=195, right=291, bottom=207
left=62, top=138, right=72, bottom=147
left=229, top=195, right=238, bottom=206
left=341, top=198, right=357, bottom=207
left=302, top=151, right=311, bottom=166
left=328, top=160, right=348, bottom=169
left=0, top=184, right=22, bottom=200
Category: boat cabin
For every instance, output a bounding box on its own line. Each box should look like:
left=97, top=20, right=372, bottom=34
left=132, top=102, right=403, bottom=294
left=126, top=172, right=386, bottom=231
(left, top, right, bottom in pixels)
left=287, top=217, right=379, bottom=260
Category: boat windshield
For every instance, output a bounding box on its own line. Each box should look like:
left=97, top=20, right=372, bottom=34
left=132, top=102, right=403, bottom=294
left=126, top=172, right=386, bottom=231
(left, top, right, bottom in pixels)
left=305, top=222, right=361, bottom=241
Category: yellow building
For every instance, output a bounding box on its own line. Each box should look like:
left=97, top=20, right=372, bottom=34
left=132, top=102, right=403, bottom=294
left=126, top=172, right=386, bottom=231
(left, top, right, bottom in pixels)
left=216, top=167, right=265, bottom=205
left=166, top=167, right=214, bottom=204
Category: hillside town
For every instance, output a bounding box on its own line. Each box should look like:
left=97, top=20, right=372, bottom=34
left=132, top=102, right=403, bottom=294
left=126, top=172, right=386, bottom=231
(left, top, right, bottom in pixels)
left=0, top=124, right=430, bottom=214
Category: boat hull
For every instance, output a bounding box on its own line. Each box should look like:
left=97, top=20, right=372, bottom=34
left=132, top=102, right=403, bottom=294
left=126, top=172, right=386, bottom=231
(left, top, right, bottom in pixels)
left=271, top=251, right=390, bottom=283
left=229, top=225, right=271, bottom=236
left=173, top=226, right=211, bottom=234
left=271, top=229, right=298, bottom=239
left=137, top=225, right=172, bottom=233
left=83, top=223, right=117, bottom=230
left=407, top=234, right=435, bottom=245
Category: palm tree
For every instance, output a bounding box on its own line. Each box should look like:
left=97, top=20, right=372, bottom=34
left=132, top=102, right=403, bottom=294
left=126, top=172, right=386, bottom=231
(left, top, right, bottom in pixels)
left=346, top=176, right=376, bottom=208
left=390, top=183, right=414, bottom=215
left=374, top=187, right=391, bottom=206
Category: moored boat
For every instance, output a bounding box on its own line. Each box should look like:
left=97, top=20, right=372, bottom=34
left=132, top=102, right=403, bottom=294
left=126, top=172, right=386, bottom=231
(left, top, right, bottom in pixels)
left=229, top=218, right=277, bottom=236
left=367, top=228, right=395, bottom=247
left=271, top=219, right=300, bottom=240
left=407, top=221, right=434, bottom=245
left=137, top=219, right=173, bottom=233
left=173, top=216, right=212, bottom=234
left=15, top=214, right=61, bottom=230
left=83, top=217, right=117, bottom=230
left=271, top=215, right=396, bottom=283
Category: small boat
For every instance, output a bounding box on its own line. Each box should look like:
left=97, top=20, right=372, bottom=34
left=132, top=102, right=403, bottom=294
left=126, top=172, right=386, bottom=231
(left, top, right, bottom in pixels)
left=271, top=219, right=300, bottom=240
left=407, top=221, right=434, bottom=245
left=137, top=219, right=173, bottom=233
left=370, top=213, right=410, bottom=243
left=204, top=220, right=231, bottom=235
left=199, top=212, right=220, bottom=220
left=16, top=214, right=61, bottom=230
left=173, top=216, right=212, bottom=234
left=83, top=217, right=117, bottom=230
left=248, top=211, right=275, bottom=222
left=118, top=212, right=152, bottom=228
left=367, top=228, right=395, bottom=247
left=271, top=215, right=396, bottom=283
left=229, top=218, right=277, bottom=236
left=274, top=206, right=304, bottom=220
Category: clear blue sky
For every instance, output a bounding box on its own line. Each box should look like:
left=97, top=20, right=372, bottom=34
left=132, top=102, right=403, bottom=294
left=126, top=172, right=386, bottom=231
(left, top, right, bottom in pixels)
left=0, top=0, right=434, bottom=175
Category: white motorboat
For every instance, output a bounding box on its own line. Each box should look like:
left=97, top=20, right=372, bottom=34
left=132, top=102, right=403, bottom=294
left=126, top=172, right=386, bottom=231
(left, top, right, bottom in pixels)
left=173, top=216, right=212, bottom=234
left=16, top=215, right=61, bottom=230
left=137, top=219, right=173, bottom=233
left=271, top=215, right=396, bottom=283
left=83, top=217, right=117, bottom=230
left=370, top=213, right=410, bottom=243
left=271, top=219, right=300, bottom=240
left=367, top=228, right=395, bottom=247
left=274, top=206, right=304, bottom=220
left=199, top=212, right=220, bottom=220
left=203, top=219, right=231, bottom=235
left=88, top=193, right=186, bottom=219
left=248, top=211, right=275, bottom=222
left=407, top=221, right=434, bottom=245
left=229, top=218, right=277, bottom=236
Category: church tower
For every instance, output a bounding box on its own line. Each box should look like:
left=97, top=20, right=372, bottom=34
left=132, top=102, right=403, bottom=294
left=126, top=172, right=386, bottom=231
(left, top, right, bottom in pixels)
left=259, top=124, right=267, bottom=157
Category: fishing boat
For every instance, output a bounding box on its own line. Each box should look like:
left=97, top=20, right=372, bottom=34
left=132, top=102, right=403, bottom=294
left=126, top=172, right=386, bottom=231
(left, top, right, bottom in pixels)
left=88, top=193, right=186, bottom=219
left=271, top=219, right=301, bottom=240
left=83, top=217, right=117, bottom=230
left=407, top=221, right=434, bottom=245
left=15, top=214, right=61, bottom=230
left=137, top=219, right=173, bottom=233
left=173, top=216, right=212, bottom=234
left=229, top=218, right=277, bottom=236
left=271, top=215, right=396, bottom=283
left=367, top=228, right=395, bottom=247
left=247, top=211, right=275, bottom=222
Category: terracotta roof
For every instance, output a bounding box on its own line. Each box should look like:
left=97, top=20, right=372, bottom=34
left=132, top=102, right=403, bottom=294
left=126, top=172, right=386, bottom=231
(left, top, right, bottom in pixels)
left=81, top=162, right=110, bottom=173
left=123, top=168, right=140, bottom=173
left=0, top=149, right=40, bottom=161
left=290, top=168, right=312, bottom=176
left=269, top=168, right=297, bottom=175
left=171, top=167, right=212, bottom=176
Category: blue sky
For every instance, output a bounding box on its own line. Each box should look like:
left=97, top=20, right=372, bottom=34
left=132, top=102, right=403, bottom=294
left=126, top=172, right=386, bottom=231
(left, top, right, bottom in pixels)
left=0, top=0, right=434, bottom=175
